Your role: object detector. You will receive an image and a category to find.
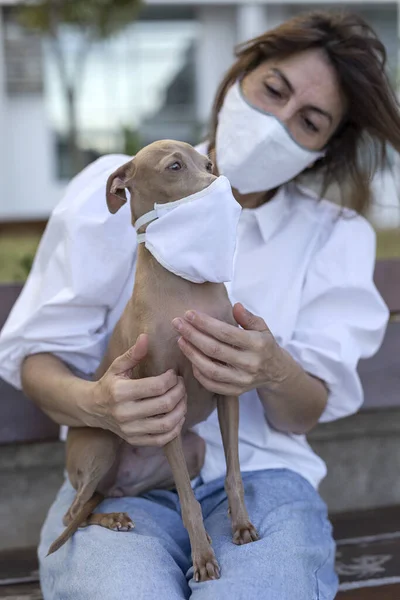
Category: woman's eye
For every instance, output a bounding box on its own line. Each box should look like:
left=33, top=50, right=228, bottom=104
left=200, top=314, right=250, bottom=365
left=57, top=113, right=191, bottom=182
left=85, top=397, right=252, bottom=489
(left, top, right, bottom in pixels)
left=303, top=117, right=319, bottom=133
left=168, top=161, right=182, bottom=171
left=264, top=84, right=282, bottom=98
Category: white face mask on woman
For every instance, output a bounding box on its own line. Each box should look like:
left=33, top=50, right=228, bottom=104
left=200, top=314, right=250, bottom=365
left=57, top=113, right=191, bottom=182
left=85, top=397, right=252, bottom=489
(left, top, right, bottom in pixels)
left=215, top=80, right=326, bottom=194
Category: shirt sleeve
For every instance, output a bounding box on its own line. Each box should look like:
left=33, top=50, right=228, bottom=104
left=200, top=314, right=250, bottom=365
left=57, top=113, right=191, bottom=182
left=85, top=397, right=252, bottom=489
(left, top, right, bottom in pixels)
left=0, top=154, right=137, bottom=390
left=283, top=212, right=389, bottom=422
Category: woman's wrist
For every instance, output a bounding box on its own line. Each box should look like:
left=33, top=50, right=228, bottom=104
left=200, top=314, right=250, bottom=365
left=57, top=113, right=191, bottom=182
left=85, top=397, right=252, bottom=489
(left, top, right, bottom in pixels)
left=72, top=377, right=102, bottom=428
left=257, top=344, right=328, bottom=434
left=21, top=353, right=104, bottom=428
left=259, top=342, right=300, bottom=393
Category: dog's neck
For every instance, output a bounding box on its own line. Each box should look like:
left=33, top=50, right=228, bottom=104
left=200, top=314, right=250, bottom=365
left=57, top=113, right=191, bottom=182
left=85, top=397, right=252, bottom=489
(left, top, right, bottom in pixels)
left=134, top=243, right=213, bottom=298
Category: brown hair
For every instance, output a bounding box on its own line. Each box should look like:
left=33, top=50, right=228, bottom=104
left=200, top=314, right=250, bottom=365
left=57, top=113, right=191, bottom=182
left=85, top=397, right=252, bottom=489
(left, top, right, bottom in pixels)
left=208, top=11, right=400, bottom=214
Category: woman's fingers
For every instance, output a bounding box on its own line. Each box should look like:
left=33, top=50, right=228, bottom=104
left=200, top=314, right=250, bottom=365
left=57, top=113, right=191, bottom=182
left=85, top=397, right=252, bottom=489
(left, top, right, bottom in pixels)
left=134, top=379, right=187, bottom=419
left=172, top=317, right=252, bottom=369
left=96, top=345, right=190, bottom=447
left=122, top=395, right=187, bottom=437
left=178, top=311, right=250, bottom=348
left=125, top=417, right=186, bottom=447
left=112, top=369, right=179, bottom=402
left=109, top=334, right=149, bottom=375
left=113, top=376, right=186, bottom=420
left=192, top=366, right=242, bottom=396
left=177, top=337, right=231, bottom=382
left=177, top=337, right=252, bottom=387
left=232, top=303, right=270, bottom=332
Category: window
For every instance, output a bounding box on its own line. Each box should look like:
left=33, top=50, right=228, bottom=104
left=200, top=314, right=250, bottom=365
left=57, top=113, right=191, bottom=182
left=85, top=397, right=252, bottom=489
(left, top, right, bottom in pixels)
left=3, top=8, right=43, bottom=95
left=42, top=10, right=200, bottom=178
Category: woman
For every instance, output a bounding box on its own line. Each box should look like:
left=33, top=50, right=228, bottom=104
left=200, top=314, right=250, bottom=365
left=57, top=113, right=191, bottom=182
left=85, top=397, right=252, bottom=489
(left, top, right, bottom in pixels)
left=0, top=10, right=397, bottom=600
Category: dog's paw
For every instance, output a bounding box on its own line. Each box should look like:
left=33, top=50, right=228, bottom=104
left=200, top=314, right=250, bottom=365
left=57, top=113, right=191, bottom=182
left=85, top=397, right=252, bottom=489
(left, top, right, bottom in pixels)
left=98, top=512, right=135, bottom=532
left=193, top=548, right=220, bottom=582
left=232, top=521, right=259, bottom=545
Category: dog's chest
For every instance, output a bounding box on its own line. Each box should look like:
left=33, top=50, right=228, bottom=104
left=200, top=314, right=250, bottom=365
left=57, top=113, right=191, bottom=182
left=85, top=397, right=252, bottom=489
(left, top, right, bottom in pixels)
left=107, top=282, right=230, bottom=423
left=181, top=364, right=218, bottom=429
left=135, top=329, right=218, bottom=428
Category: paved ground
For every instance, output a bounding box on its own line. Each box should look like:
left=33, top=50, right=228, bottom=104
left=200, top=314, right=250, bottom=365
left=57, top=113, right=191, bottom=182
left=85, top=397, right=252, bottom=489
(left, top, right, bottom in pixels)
left=333, top=505, right=400, bottom=598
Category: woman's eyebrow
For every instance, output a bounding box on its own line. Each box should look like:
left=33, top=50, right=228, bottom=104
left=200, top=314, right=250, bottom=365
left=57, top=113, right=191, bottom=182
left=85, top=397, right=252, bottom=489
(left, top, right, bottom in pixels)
left=272, top=68, right=333, bottom=124
left=271, top=68, right=294, bottom=93
left=307, top=106, right=333, bottom=124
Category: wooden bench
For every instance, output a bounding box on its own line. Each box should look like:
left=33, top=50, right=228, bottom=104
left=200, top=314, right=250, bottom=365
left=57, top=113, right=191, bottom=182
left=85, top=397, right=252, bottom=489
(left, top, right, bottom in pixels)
left=0, top=285, right=59, bottom=445
left=0, top=259, right=399, bottom=599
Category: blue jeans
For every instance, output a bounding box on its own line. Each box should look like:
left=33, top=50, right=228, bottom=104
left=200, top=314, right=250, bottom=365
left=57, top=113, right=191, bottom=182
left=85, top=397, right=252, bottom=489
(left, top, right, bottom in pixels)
left=38, top=468, right=338, bottom=599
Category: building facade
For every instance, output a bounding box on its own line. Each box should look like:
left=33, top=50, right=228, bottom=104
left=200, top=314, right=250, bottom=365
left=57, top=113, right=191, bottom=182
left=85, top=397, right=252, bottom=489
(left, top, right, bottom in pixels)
left=0, top=0, right=399, bottom=225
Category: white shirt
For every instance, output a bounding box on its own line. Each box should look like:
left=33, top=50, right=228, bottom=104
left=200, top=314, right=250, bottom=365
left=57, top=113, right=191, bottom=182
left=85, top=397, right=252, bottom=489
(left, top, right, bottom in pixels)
left=0, top=144, right=389, bottom=489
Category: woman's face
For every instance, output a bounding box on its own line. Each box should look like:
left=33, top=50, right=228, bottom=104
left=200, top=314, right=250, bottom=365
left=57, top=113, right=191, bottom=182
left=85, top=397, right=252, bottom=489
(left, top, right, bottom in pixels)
left=241, top=48, right=347, bottom=151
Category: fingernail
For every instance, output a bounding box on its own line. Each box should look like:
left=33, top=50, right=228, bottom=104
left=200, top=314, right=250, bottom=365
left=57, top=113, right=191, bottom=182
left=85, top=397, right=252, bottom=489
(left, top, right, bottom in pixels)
left=172, top=318, right=183, bottom=331
left=185, top=310, right=195, bottom=322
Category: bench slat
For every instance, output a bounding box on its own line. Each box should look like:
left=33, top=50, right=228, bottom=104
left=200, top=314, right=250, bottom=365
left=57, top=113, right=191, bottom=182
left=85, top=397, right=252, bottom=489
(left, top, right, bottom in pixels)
left=359, top=322, right=400, bottom=409
left=0, top=378, right=59, bottom=444
left=374, top=259, right=400, bottom=313
left=0, top=284, right=23, bottom=327
left=0, top=547, right=39, bottom=587
left=0, top=284, right=59, bottom=444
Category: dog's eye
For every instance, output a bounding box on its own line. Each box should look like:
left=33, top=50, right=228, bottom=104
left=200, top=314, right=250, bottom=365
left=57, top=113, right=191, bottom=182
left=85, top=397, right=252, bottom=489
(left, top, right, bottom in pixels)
left=168, top=161, right=182, bottom=171
left=206, top=161, right=213, bottom=173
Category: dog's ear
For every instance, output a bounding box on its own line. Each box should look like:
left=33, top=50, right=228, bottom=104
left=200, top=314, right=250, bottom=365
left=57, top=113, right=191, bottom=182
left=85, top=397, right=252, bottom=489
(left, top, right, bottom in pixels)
left=106, top=160, right=135, bottom=214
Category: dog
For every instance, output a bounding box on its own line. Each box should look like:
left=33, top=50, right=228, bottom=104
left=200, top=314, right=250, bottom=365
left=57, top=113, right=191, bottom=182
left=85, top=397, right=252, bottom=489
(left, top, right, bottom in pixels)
left=47, top=140, right=259, bottom=581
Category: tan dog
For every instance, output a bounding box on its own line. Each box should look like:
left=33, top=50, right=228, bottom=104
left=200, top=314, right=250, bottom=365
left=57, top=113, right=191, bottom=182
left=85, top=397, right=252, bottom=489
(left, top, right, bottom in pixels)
left=47, top=140, right=259, bottom=581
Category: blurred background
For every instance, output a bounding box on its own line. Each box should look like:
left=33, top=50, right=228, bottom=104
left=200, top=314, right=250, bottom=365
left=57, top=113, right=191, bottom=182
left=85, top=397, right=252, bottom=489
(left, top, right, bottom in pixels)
left=0, top=4, right=400, bottom=596
left=0, top=0, right=399, bottom=282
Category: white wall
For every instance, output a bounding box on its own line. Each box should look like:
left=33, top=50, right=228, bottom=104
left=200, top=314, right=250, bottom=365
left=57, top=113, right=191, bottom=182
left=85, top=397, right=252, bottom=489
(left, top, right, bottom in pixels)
left=195, top=5, right=236, bottom=126
left=0, top=5, right=64, bottom=222
left=0, top=95, right=64, bottom=220
left=236, top=4, right=269, bottom=43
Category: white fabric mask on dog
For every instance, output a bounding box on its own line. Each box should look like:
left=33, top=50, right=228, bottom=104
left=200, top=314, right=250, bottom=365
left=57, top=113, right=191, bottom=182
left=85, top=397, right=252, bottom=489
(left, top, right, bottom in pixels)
left=216, top=80, right=325, bottom=194
left=135, top=175, right=241, bottom=284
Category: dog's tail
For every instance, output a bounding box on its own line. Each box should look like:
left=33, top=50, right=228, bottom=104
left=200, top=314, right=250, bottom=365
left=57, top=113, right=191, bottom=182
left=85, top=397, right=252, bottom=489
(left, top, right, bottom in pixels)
left=46, top=492, right=104, bottom=556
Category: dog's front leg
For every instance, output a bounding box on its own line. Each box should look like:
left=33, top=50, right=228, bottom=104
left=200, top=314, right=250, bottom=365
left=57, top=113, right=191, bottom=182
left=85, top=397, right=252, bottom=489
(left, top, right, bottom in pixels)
left=217, top=396, right=259, bottom=545
left=163, top=435, right=220, bottom=581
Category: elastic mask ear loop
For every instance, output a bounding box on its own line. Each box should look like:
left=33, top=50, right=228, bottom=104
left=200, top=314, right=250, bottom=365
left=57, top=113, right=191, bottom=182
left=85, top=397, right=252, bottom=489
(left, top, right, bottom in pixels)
left=135, top=210, right=158, bottom=244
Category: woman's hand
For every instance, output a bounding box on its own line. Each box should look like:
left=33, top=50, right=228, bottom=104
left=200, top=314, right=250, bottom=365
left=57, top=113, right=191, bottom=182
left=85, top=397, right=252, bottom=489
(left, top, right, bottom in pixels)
left=89, top=334, right=187, bottom=446
left=172, top=303, right=286, bottom=396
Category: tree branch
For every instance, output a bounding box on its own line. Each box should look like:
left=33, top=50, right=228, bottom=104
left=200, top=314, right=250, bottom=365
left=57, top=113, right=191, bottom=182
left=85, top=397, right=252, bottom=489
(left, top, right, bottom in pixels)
left=48, top=0, right=70, bottom=94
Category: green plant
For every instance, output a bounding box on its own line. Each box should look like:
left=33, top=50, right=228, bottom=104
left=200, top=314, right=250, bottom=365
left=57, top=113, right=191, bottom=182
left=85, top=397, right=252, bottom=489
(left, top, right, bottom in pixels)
left=0, top=234, right=41, bottom=283
left=122, top=126, right=143, bottom=156
left=19, top=253, right=35, bottom=278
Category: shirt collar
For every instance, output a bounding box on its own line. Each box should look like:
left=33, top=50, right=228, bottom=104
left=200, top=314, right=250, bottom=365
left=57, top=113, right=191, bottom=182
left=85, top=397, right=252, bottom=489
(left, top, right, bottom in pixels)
left=242, top=185, right=291, bottom=244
